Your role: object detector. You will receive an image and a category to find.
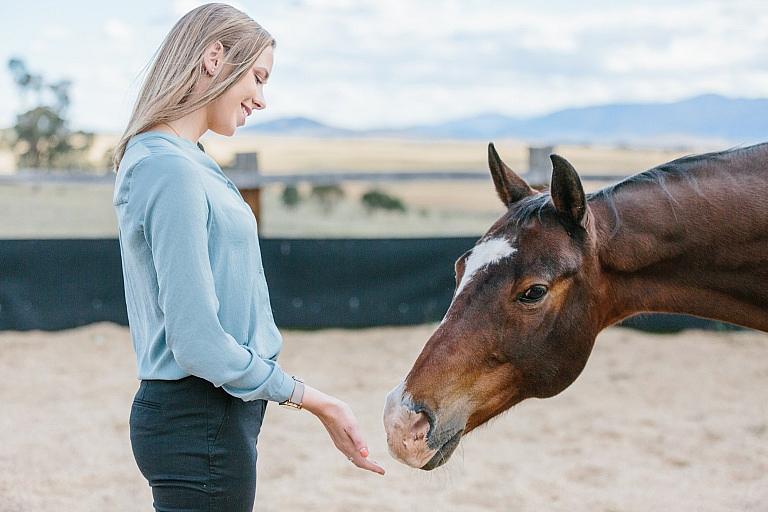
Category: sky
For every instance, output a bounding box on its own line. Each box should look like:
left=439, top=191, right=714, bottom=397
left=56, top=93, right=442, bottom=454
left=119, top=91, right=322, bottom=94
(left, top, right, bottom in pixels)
left=1, top=0, right=767, bottom=133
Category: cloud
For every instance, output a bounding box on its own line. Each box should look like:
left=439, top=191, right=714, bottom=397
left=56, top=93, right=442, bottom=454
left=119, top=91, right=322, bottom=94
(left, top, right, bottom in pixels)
left=254, top=0, right=768, bottom=125
left=103, top=18, right=133, bottom=43
left=172, top=0, right=249, bottom=18
left=3, top=0, right=768, bottom=131
left=41, top=24, right=73, bottom=40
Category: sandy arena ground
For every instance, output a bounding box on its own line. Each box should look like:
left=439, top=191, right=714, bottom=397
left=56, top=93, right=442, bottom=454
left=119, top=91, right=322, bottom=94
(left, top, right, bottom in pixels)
left=0, top=323, right=765, bottom=511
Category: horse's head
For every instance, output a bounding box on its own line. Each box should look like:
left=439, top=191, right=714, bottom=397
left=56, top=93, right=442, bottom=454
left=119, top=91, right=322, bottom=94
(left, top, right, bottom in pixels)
left=383, top=143, right=604, bottom=470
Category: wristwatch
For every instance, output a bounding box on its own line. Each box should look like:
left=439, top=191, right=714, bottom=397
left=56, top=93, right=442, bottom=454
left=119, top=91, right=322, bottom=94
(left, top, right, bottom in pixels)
left=279, top=376, right=305, bottom=409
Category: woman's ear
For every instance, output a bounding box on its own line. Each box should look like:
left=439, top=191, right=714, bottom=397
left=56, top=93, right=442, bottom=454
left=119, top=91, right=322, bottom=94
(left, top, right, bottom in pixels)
left=203, top=40, right=225, bottom=75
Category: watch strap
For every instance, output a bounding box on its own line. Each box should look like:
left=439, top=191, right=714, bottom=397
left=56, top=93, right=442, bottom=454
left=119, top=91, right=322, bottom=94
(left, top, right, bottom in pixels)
left=280, top=376, right=304, bottom=409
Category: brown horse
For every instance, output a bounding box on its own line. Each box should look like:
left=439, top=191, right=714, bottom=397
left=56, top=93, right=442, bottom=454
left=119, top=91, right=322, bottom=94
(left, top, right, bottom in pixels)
left=383, top=142, right=768, bottom=470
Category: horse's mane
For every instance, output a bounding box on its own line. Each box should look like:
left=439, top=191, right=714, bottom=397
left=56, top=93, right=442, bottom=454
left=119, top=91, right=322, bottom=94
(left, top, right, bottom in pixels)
left=593, top=141, right=768, bottom=202
left=509, top=142, right=768, bottom=231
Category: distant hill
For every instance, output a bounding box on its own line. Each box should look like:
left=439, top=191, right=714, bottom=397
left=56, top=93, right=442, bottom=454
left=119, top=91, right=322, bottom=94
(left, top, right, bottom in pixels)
left=242, top=116, right=355, bottom=137
left=244, top=95, right=768, bottom=144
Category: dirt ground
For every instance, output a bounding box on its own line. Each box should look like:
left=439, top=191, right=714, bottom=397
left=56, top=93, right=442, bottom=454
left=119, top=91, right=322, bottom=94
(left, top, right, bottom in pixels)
left=0, top=323, right=765, bottom=512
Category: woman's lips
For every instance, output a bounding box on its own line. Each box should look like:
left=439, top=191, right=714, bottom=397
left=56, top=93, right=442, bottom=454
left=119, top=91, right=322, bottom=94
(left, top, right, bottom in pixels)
left=240, top=103, right=252, bottom=117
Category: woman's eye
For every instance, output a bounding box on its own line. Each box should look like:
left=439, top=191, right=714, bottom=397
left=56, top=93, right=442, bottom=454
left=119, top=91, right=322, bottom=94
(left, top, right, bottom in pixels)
left=518, top=285, right=548, bottom=304
left=254, top=74, right=263, bottom=84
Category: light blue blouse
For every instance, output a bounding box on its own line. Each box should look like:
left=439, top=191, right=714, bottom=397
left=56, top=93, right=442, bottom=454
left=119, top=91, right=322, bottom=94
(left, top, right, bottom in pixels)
left=113, top=131, right=294, bottom=403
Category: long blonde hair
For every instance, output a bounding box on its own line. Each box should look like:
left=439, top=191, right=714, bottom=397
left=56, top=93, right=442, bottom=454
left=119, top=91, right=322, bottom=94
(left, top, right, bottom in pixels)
left=113, top=3, right=274, bottom=172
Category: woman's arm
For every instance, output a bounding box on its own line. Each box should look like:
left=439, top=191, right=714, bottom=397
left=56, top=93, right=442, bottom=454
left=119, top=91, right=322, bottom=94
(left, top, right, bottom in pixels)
left=131, top=154, right=294, bottom=403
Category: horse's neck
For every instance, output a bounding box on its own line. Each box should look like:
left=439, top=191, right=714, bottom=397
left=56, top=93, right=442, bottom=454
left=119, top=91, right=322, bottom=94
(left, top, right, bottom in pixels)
left=592, top=153, right=768, bottom=331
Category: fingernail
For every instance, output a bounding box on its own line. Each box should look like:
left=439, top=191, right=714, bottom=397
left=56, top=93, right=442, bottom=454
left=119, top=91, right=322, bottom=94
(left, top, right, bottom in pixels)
left=360, top=447, right=369, bottom=457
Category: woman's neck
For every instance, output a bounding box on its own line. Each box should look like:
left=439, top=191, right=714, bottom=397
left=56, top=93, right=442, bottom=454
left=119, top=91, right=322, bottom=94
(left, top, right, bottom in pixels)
left=148, top=108, right=209, bottom=143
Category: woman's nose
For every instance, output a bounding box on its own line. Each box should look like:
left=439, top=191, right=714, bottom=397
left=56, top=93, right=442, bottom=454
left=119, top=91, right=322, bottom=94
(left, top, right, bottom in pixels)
left=251, top=94, right=266, bottom=110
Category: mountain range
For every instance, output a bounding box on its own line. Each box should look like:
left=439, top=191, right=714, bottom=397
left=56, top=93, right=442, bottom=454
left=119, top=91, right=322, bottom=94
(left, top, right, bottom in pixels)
left=244, top=94, right=767, bottom=145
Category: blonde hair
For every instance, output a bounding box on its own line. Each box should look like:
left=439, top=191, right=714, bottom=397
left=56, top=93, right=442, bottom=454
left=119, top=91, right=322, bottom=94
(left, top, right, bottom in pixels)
left=113, top=3, right=274, bottom=171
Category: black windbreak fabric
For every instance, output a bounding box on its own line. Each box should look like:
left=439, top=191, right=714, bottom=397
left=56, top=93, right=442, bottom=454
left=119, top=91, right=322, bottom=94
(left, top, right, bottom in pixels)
left=0, top=238, right=739, bottom=332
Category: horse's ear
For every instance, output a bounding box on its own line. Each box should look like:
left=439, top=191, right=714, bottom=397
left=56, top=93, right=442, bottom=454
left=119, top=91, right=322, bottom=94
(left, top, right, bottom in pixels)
left=550, top=154, right=587, bottom=226
left=488, top=142, right=535, bottom=207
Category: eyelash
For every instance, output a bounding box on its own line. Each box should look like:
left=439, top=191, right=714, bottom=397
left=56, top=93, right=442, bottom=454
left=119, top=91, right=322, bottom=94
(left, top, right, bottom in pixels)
left=254, top=73, right=263, bottom=85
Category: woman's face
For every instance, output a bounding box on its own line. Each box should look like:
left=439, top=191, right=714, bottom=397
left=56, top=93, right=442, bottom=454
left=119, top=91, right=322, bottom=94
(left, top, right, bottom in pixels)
left=207, top=45, right=273, bottom=136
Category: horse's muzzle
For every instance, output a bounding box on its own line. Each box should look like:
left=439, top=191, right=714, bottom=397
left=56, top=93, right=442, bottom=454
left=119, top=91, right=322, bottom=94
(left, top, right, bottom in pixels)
left=383, top=381, right=463, bottom=470
left=383, top=382, right=435, bottom=468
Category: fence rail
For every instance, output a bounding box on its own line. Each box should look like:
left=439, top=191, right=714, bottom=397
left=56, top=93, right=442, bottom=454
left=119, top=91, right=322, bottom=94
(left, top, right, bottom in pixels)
left=0, top=165, right=632, bottom=227
left=3, top=144, right=633, bottom=187
left=1, top=169, right=629, bottom=188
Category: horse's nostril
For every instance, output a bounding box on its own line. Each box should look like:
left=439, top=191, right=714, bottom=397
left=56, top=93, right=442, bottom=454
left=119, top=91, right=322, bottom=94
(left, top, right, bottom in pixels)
left=411, top=411, right=431, bottom=441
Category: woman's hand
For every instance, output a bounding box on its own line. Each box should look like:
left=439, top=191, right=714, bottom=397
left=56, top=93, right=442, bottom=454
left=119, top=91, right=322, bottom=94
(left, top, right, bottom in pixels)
left=301, top=384, right=385, bottom=475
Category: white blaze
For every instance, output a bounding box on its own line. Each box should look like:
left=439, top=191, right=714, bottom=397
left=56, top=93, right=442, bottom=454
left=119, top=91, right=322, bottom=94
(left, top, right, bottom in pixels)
left=454, top=237, right=516, bottom=297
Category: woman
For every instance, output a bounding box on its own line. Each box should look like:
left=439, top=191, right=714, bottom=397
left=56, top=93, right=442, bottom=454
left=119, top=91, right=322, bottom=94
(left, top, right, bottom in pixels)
left=112, top=4, right=384, bottom=510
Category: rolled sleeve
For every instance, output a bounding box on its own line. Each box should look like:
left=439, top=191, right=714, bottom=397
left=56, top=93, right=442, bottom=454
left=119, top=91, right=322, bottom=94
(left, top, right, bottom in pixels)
left=132, top=155, right=292, bottom=402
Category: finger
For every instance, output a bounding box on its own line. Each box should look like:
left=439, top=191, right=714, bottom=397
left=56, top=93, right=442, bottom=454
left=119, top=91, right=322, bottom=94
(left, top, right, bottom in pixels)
left=344, top=424, right=369, bottom=458
left=351, top=455, right=386, bottom=475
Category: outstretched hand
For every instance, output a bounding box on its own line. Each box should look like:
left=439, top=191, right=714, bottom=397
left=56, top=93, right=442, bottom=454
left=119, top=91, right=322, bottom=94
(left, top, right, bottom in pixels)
left=301, top=385, right=385, bottom=475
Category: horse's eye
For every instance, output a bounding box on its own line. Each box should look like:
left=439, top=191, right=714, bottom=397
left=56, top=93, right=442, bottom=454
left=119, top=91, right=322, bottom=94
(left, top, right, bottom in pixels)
left=518, top=285, right=548, bottom=304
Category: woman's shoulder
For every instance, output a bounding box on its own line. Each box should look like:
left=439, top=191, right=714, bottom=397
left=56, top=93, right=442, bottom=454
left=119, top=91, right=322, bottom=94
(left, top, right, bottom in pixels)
left=123, top=133, right=198, bottom=172
left=115, top=135, right=207, bottom=208
left=121, top=136, right=206, bottom=186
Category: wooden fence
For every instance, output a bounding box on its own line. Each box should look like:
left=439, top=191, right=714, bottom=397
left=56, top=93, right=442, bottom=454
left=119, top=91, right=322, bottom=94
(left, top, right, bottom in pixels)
left=0, top=150, right=740, bottom=332
left=1, top=146, right=629, bottom=225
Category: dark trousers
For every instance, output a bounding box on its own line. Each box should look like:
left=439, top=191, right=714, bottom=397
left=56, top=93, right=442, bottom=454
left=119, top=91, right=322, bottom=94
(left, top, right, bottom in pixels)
left=129, top=376, right=267, bottom=512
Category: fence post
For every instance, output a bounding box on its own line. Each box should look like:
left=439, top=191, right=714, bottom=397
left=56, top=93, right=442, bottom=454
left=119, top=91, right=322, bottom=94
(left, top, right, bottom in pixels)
left=234, top=152, right=262, bottom=230
left=527, top=145, right=555, bottom=187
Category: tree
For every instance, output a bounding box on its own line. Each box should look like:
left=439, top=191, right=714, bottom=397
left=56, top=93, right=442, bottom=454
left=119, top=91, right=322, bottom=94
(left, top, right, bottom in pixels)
left=5, top=57, right=94, bottom=170
left=310, top=183, right=345, bottom=214
left=361, top=189, right=407, bottom=214
left=281, top=184, right=302, bottom=209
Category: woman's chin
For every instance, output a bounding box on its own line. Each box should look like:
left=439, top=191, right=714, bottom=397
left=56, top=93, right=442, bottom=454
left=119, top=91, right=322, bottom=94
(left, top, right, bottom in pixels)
left=210, top=124, right=237, bottom=137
